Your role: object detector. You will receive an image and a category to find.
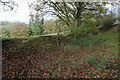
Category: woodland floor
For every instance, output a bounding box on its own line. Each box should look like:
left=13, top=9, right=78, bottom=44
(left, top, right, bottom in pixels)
left=2, top=26, right=119, bottom=79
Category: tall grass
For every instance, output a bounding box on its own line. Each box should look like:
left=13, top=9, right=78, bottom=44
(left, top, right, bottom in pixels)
left=62, top=37, right=102, bottom=53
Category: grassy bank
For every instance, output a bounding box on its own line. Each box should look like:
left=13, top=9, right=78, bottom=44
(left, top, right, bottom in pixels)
left=2, top=26, right=119, bottom=78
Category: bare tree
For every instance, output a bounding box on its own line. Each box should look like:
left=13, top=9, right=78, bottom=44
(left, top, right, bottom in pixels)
left=0, top=0, right=18, bottom=12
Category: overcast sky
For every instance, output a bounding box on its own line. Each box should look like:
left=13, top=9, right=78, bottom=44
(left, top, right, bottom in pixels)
left=0, top=0, right=34, bottom=23
left=0, top=0, right=111, bottom=24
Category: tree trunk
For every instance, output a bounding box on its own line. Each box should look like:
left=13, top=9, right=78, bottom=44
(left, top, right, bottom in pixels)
left=76, top=16, right=81, bottom=28
left=76, top=2, right=83, bottom=28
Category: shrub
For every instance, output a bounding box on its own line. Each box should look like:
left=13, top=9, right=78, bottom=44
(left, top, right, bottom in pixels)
left=70, top=19, right=97, bottom=37
left=33, top=24, right=44, bottom=35
left=78, top=23, right=92, bottom=35
left=30, top=18, right=44, bottom=36
left=2, top=28, right=10, bottom=38
left=101, top=14, right=117, bottom=30
left=70, top=23, right=92, bottom=38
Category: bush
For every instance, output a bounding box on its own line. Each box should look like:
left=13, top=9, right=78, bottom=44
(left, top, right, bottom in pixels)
left=2, top=28, right=10, bottom=38
left=78, top=23, right=92, bottom=35
left=101, top=14, right=117, bottom=30
left=30, top=18, right=44, bottom=36
left=70, top=19, right=97, bottom=37
left=70, top=23, right=92, bottom=38
left=33, top=22, right=44, bottom=35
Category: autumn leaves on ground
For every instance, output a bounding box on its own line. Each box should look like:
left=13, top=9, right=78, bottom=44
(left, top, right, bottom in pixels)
left=2, top=26, right=119, bottom=79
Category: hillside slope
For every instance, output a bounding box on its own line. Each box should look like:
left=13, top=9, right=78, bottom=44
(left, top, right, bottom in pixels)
left=2, top=26, right=119, bottom=78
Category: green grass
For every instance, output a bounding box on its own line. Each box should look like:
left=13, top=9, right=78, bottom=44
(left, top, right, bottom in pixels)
left=83, top=26, right=118, bottom=71
left=83, top=53, right=110, bottom=70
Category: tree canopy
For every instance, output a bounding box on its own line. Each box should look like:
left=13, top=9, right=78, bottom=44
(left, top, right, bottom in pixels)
left=30, top=0, right=108, bottom=28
